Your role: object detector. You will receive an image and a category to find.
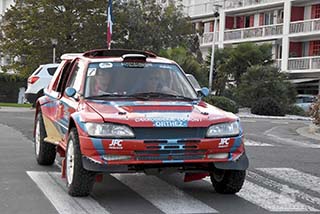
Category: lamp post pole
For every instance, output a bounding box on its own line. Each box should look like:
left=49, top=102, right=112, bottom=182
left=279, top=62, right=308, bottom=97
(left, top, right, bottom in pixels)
left=208, top=6, right=221, bottom=92
left=51, top=39, right=58, bottom=64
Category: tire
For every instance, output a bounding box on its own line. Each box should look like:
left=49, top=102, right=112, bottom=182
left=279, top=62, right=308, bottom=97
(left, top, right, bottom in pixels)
left=210, top=168, right=246, bottom=194
left=34, top=112, right=56, bottom=165
left=66, top=128, right=95, bottom=197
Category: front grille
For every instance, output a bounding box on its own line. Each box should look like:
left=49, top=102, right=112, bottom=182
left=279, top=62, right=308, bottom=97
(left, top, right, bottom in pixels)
left=134, top=150, right=206, bottom=161
left=132, top=127, right=206, bottom=139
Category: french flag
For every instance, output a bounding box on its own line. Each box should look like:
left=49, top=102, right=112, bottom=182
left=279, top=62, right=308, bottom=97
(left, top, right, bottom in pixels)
left=107, top=0, right=113, bottom=49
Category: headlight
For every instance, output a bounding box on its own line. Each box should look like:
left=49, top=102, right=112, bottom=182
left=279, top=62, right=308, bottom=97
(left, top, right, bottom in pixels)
left=85, top=123, right=135, bottom=138
left=206, top=121, right=240, bottom=137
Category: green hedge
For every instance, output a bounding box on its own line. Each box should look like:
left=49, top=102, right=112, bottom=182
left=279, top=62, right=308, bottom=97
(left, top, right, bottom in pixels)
left=0, top=73, right=26, bottom=103
left=251, top=97, right=285, bottom=116
left=204, top=96, right=239, bottom=113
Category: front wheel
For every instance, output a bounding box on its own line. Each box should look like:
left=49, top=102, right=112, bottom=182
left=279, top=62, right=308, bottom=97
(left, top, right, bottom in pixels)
left=210, top=169, right=246, bottom=194
left=66, top=128, right=95, bottom=197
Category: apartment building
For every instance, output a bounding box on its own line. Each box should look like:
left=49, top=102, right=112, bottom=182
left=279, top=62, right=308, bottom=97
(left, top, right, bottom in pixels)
left=183, top=0, right=320, bottom=95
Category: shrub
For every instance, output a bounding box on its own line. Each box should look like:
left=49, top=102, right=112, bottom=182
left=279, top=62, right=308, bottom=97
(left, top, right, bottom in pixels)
left=204, top=95, right=239, bottom=113
left=251, top=97, right=285, bottom=116
left=310, top=95, right=320, bottom=125
left=287, top=105, right=307, bottom=116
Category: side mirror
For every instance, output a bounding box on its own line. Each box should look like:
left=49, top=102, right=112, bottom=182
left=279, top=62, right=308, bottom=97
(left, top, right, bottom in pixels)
left=64, top=87, right=77, bottom=98
left=198, top=87, right=209, bottom=97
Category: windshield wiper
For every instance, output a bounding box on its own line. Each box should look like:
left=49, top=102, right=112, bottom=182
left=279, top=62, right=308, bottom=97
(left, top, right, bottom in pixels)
left=129, top=92, right=196, bottom=101
left=85, top=93, right=130, bottom=99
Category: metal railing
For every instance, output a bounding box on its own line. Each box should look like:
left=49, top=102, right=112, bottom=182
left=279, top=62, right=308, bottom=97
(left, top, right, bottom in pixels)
left=290, top=18, right=320, bottom=34
left=224, top=0, right=282, bottom=9
left=224, top=24, right=283, bottom=41
left=288, top=56, right=320, bottom=70
left=199, top=32, right=219, bottom=45
left=184, top=2, right=214, bottom=17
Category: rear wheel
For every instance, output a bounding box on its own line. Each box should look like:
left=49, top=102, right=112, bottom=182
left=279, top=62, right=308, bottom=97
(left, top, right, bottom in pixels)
left=210, top=168, right=246, bottom=194
left=34, top=112, right=56, bottom=165
left=66, top=128, right=95, bottom=197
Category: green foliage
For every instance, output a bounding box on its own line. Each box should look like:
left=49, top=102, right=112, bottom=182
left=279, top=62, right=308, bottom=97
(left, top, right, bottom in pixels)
left=310, top=95, right=320, bottom=125
left=159, top=47, right=206, bottom=86
left=0, top=0, right=194, bottom=77
left=0, top=73, right=26, bottom=102
left=112, top=0, right=193, bottom=53
left=251, top=97, right=285, bottom=116
left=204, top=95, right=239, bottom=113
left=236, top=65, right=296, bottom=110
left=205, top=43, right=273, bottom=95
left=287, top=105, right=307, bottom=116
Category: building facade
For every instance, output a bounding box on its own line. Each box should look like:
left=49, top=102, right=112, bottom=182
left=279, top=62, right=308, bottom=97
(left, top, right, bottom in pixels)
left=184, top=0, right=320, bottom=95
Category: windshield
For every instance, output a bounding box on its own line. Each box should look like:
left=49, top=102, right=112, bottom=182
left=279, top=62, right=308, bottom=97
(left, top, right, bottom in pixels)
left=84, top=62, right=198, bottom=99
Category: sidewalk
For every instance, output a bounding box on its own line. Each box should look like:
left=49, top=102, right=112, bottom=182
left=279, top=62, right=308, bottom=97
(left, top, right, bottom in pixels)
left=237, top=108, right=320, bottom=141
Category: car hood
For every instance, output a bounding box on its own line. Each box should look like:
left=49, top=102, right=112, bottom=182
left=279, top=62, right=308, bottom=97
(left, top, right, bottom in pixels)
left=85, top=100, right=238, bottom=127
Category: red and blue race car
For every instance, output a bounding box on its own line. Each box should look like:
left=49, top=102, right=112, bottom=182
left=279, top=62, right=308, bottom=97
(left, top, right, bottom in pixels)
left=34, top=49, right=248, bottom=196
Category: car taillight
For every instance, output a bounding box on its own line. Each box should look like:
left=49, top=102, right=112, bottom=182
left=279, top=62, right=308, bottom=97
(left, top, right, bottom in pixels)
left=28, top=76, right=40, bottom=84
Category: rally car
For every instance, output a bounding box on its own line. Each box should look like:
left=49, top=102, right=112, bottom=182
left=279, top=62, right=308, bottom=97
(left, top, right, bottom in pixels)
left=34, top=49, right=248, bottom=197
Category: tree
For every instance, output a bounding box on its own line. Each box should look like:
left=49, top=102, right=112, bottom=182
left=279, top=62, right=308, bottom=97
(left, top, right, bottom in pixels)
left=0, top=0, right=107, bottom=77
left=0, top=0, right=194, bottom=77
left=206, top=43, right=273, bottom=95
left=112, top=0, right=193, bottom=53
left=236, top=65, right=296, bottom=109
left=159, top=47, right=206, bottom=86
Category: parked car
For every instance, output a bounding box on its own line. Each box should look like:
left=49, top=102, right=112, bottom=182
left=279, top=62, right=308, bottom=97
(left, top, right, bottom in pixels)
left=25, top=63, right=59, bottom=105
left=34, top=49, right=248, bottom=197
left=295, top=94, right=317, bottom=112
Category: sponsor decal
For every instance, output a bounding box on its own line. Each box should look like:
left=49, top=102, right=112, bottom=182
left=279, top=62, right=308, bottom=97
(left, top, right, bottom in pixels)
left=218, top=138, right=230, bottom=148
left=109, top=139, right=123, bottom=150
left=99, top=62, right=113, bottom=68
left=87, top=68, right=97, bottom=76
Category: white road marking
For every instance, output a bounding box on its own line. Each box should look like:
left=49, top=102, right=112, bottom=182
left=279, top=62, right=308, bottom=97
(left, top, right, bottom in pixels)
left=244, top=139, right=273, bottom=147
left=204, top=177, right=318, bottom=212
left=241, top=119, right=256, bottom=123
left=113, top=173, right=218, bottom=214
left=270, top=121, right=289, bottom=125
left=27, top=171, right=110, bottom=214
left=257, top=168, right=320, bottom=194
left=264, top=127, right=320, bottom=148
left=248, top=171, right=320, bottom=208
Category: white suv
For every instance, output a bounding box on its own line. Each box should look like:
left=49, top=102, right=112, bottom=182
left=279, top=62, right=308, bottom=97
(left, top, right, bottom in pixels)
left=25, top=63, right=59, bottom=105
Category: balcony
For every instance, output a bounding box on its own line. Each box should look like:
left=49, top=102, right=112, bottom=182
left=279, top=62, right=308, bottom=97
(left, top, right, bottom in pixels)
left=224, top=24, right=283, bottom=42
left=199, top=32, right=219, bottom=46
left=184, top=2, right=214, bottom=18
left=224, top=0, right=282, bottom=10
left=290, top=18, right=320, bottom=35
left=288, top=56, right=320, bottom=71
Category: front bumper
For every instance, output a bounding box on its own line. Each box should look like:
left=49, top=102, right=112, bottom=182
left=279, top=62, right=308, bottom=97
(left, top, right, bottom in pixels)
left=79, top=135, right=248, bottom=173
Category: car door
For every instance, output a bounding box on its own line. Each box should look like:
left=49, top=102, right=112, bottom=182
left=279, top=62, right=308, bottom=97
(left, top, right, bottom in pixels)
left=56, top=59, right=86, bottom=145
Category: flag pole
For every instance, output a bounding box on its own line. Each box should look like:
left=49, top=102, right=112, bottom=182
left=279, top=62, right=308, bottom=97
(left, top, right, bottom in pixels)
left=107, top=0, right=113, bottom=49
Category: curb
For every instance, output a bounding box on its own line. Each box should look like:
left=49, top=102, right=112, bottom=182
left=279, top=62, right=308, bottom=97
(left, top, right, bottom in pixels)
left=296, top=126, right=320, bottom=141
left=0, top=107, right=35, bottom=112
left=237, top=114, right=312, bottom=121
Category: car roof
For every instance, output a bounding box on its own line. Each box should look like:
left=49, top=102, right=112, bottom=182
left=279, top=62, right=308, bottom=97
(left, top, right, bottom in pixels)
left=60, top=49, right=175, bottom=64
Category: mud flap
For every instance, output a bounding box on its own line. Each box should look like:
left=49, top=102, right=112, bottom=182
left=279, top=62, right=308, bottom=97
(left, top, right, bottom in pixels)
left=184, top=173, right=209, bottom=182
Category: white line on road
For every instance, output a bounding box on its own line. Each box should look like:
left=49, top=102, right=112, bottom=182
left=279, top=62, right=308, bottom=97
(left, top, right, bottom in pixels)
left=204, top=177, right=318, bottom=212
left=27, top=171, right=110, bottom=214
left=244, top=139, right=273, bottom=147
left=248, top=170, right=320, bottom=208
left=113, top=173, right=218, bottom=214
left=257, top=168, right=320, bottom=194
left=264, top=127, right=320, bottom=148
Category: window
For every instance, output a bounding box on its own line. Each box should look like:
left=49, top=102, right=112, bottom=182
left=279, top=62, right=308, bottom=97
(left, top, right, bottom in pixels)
left=66, top=60, right=86, bottom=92
left=310, top=41, right=320, bottom=56
left=312, top=4, right=320, bottom=19
left=47, top=67, right=58, bottom=76
left=264, top=12, right=274, bottom=25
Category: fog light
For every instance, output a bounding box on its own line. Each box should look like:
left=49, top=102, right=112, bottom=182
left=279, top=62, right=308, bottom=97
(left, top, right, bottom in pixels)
left=208, top=153, right=229, bottom=159
left=102, top=155, right=131, bottom=161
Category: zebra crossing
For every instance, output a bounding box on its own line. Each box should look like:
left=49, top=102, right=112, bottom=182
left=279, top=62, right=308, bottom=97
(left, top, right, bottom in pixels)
left=27, top=167, right=320, bottom=214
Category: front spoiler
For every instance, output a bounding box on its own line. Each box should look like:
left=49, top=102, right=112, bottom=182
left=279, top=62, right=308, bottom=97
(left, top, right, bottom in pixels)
left=82, top=152, right=249, bottom=173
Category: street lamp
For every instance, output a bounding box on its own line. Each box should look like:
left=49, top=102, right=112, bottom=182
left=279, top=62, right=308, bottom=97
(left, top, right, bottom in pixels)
left=50, top=38, right=58, bottom=64
left=209, top=6, right=221, bottom=92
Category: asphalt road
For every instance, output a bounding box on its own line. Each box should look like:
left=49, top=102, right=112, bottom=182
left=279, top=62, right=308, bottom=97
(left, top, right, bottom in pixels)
left=0, top=108, right=320, bottom=214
